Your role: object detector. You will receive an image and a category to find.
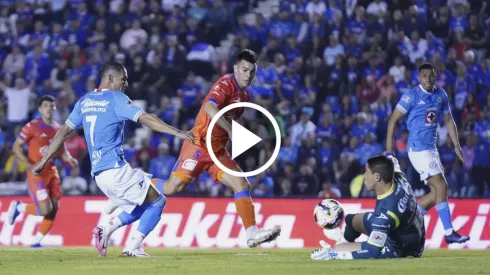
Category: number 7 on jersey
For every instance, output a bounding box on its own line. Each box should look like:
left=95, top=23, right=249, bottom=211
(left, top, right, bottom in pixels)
left=86, top=115, right=97, bottom=147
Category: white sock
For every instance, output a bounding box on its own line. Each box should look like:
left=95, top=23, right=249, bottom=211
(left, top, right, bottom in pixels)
left=33, top=232, right=44, bottom=244
left=445, top=229, right=454, bottom=236
left=245, top=225, right=259, bottom=240
left=104, top=217, right=123, bottom=235
left=17, top=203, right=26, bottom=212
left=124, top=231, right=145, bottom=251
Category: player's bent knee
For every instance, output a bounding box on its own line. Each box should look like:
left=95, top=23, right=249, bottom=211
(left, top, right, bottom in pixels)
left=344, top=214, right=361, bottom=242
left=38, top=201, right=54, bottom=216
left=220, top=173, right=249, bottom=193
left=164, top=175, right=188, bottom=195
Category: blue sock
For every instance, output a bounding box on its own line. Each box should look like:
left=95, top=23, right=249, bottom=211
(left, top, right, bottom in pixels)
left=435, top=202, right=453, bottom=233
left=118, top=206, right=145, bottom=226
left=137, top=195, right=166, bottom=236
left=417, top=204, right=428, bottom=215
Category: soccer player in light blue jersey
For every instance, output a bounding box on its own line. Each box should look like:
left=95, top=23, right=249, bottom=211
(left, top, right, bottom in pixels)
left=386, top=63, right=469, bottom=244
left=32, top=61, right=194, bottom=257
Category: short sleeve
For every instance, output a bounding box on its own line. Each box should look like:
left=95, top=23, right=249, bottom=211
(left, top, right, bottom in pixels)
left=396, top=91, right=413, bottom=114
left=18, top=122, right=34, bottom=142
left=207, top=82, right=230, bottom=108
left=66, top=99, right=83, bottom=129
left=113, top=92, right=144, bottom=122
left=441, top=90, right=451, bottom=115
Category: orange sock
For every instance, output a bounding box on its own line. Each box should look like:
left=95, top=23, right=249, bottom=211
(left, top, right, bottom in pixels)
left=235, top=196, right=256, bottom=229
left=25, top=204, right=39, bottom=215
left=38, top=218, right=54, bottom=235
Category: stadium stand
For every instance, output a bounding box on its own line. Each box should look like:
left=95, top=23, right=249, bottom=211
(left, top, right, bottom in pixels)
left=0, top=0, right=489, bottom=199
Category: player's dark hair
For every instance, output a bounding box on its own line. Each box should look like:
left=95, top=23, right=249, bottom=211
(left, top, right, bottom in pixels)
left=418, top=63, right=435, bottom=72
left=38, top=95, right=56, bottom=107
left=367, top=155, right=395, bottom=183
left=98, top=61, right=125, bottom=78
left=236, top=49, right=258, bottom=64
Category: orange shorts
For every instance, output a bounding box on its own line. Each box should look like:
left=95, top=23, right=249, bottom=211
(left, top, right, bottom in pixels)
left=27, top=171, right=62, bottom=205
left=172, top=140, right=239, bottom=183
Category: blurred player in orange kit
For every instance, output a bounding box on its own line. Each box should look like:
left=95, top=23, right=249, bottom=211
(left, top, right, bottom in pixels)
left=105, top=49, right=281, bottom=248
left=7, top=95, right=78, bottom=248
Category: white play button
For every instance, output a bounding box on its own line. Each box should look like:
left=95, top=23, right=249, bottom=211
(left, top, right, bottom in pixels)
left=207, top=102, right=281, bottom=178
left=231, top=120, right=262, bottom=159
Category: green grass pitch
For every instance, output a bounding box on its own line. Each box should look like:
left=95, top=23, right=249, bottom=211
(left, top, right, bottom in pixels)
left=0, top=248, right=489, bottom=275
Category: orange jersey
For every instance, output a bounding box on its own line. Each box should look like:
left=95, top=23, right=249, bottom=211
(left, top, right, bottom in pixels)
left=19, top=118, right=63, bottom=175
left=191, top=73, right=250, bottom=153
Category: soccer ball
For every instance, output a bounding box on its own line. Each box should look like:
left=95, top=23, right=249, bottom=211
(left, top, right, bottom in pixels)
left=313, top=199, right=344, bottom=229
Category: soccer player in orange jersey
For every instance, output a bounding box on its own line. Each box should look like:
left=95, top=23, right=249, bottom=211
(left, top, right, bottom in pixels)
left=7, top=95, right=78, bottom=248
left=106, top=49, right=281, bottom=248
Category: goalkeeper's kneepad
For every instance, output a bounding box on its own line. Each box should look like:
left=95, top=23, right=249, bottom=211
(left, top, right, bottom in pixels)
left=343, top=214, right=361, bottom=242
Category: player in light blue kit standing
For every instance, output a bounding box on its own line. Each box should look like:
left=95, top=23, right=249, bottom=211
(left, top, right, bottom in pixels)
left=386, top=63, right=469, bottom=244
left=32, top=61, right=194, bottom=257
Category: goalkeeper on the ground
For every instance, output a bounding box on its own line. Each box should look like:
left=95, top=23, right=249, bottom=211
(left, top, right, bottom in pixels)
left=311, top=154, right=425, bottom=260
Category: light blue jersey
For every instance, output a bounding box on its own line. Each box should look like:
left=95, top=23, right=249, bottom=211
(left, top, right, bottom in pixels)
left=66, top=89, right=144, bottom=175
left=396, top=85, right=451, bottom=152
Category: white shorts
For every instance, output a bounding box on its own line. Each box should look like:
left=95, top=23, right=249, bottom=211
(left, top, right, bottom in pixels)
left=408, top=149, right=444, bottom=183
left=94, top=164, right=156, bottom=213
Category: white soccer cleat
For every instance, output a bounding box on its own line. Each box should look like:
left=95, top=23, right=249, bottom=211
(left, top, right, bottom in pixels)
left=246, top=227, right=281, bottom=249
left=122, top=248, right=154, bottom=258
left=105, top=200, right=119, bottom=215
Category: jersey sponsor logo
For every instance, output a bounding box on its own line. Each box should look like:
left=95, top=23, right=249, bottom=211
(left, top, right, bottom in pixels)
left=398, top=199, right=407, bottom=213
left=368, top=231, right=387, bottom=247
left=81, top=98, right=110, bottom=113
left=372, top=223, right=391, bottom=229
left=39, top=145, right=48, bottom=156
left=182, top=159, right=198, bottom=171
left=36, top=189, right=48, bottom=201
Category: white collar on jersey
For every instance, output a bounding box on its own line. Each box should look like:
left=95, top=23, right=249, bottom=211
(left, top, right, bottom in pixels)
left=93, top=88, right=109, bottom=92
left=418, top=84, right=435, bottom=94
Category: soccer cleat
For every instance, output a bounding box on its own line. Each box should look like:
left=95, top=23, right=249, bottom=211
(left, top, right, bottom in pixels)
left=445, top=230, right=470, bottom=244
left=7, top=200, right=21, bottom=225
left=93, top=226, right=109, bottom=257
left=30, top=243, right=42, bottom=248
left=105, top=200, right=118, bottom=215
left=121, top=248, right=153, bottom=258
left=246, top=227, right=281, bottom=249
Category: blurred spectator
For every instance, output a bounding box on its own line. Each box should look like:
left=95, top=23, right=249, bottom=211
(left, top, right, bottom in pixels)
left=62, top=167, right=88, bottom=196
left=0, top=78, right=34, bottom=130
left=317, top=182, right=341, bottom=199
left=149, top=143, right=177, bottom=180
left=290, top=107, right=316, bottom=147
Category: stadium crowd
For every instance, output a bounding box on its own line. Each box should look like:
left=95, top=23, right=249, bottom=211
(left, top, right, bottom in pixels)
left=0, top=0, right=489, bottom=199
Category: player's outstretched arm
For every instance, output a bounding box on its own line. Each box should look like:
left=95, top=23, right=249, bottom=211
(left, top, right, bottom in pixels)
left=386, top=108, right=404, bottom=153
left=32, top=125, right=73, bottom=175
left=204, top=101, right=232, bottom=137
left=12, top=138, right=32, bottom=170
left=444, top=112, right=464, bottom=163
left=138, top=112, right=195, bottom=143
